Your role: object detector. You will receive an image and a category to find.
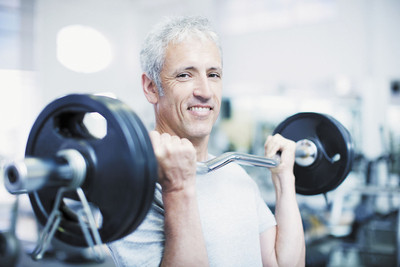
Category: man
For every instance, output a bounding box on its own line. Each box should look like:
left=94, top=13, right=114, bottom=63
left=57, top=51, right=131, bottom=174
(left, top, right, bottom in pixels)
left=108, top=16, right=305, bottom=266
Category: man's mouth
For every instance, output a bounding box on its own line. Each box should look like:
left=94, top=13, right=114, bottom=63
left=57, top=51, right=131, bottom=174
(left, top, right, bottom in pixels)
left=188, top=106, right=212, bottom=111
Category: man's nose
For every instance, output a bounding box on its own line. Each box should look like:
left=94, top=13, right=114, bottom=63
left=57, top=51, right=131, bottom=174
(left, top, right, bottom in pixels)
left=193, top=76, right=212, bottom=100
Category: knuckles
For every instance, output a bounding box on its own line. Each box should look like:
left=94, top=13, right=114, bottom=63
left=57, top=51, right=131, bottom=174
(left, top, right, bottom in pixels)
left=148, top=131, right=197, bottom=191
left=264, top=134, right=296, bottom=170
left=149, top=131, right=196, bottom=167
left=264, top=134, right=295, bottom=150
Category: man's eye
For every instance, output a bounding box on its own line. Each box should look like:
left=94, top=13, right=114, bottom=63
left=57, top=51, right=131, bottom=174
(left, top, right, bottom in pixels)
left=177, top=73, right=190, bottom=78
left=209, top=73, right=221, bottom=78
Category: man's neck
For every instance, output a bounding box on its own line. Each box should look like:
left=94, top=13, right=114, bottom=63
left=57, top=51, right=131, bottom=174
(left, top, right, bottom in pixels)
left=191, top=137, right=209, bottom=162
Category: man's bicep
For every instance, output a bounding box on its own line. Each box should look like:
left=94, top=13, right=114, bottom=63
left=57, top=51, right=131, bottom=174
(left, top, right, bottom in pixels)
left=260, top=226, right=278, bottom=267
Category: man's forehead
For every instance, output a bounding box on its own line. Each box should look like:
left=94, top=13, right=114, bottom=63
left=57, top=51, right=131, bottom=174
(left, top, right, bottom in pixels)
left=169, top=31, right=214, bottom=45
left=165, top=38, right=221, bottom=64
left=168, top=35, right=220, bottom=53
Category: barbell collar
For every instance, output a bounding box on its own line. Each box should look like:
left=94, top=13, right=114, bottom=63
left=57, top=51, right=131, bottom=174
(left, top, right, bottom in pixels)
left=4, top=149, right=86, bottom=194
left=295, top=139, right=318, bottom=167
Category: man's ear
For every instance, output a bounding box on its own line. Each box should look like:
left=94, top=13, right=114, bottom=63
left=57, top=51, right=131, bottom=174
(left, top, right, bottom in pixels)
left=142, top=73, right=159, bottom=104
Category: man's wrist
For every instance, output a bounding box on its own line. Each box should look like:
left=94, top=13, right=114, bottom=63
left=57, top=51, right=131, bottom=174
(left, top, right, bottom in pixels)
left=272, top=172, right=296, bottom=195
left=162, top=185, right=197, bottom=207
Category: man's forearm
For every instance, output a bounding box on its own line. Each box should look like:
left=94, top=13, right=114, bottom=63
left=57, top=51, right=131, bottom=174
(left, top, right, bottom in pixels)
left=273, top=173, right=306, bottom=267
left=161, top=188, right=209, bottom=267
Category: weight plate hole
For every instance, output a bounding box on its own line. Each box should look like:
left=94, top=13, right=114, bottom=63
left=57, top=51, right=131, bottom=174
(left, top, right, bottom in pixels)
left=54, top=112, right=107, bottom=140
left=83, top=112, right=107, bottom=139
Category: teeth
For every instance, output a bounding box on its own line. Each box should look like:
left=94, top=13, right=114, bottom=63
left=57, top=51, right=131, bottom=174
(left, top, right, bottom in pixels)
left=190, top=107, right=210, bottom=111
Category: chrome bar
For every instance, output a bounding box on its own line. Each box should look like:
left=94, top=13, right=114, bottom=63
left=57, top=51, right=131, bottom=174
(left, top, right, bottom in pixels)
left=4, top=149, right=86, bottom=194
left=196, top=152, right=279, bottom=174
left=4, top=158, right=70, bottom=194
left=196, top=139, right=326, bottom=174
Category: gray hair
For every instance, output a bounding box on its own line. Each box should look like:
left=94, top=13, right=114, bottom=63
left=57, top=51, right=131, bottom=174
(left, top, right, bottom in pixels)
left=140, top=16, right=222, bottom=95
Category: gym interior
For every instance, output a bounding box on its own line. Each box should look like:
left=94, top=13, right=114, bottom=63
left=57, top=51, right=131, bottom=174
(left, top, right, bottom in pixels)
left=0, top=0, right=399, bottom=266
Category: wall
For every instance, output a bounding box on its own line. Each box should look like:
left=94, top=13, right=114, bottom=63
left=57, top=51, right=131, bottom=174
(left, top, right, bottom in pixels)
left=34, top=0, right=217, bottom=132
left=217, top=0, right=400, bottom=158
left=1, top=0, right=400, bottom=158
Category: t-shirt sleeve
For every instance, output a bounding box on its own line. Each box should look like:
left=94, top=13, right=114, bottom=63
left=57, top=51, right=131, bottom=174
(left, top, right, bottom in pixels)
left=254, top=184, right=277, bottom=233
left=107, top=185, right=165, bottom=267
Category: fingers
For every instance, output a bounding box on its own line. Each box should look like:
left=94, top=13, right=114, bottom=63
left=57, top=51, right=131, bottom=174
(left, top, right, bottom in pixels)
left=149, top=131, right=197, bottom=192
left=264, top=134, right=296, bottom=174
left=265, top=134, right=295, bottom=157
left=150, top=131, right=194, bottom=159
left=149, top=130, right=161, bottom=151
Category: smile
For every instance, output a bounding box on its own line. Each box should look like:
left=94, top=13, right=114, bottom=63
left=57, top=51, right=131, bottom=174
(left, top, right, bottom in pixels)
left=188, top=106, right=212, bottom=111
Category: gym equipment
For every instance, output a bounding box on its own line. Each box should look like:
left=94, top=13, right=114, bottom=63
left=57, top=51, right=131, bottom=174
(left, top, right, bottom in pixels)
left=197, top=113, right=354, bottom=195
left=4, top=94, right=158, bottom=260
left=0, top=198, right=20, bottom=267
left=274, top=113, right=354, bottom=195
left=2, top=94, right=354, bottom=259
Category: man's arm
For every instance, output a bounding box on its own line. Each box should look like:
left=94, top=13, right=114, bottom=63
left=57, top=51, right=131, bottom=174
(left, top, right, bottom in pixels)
left=150, top=131, right=209, bottom=267
left=260, top=134, right=305, bottom=267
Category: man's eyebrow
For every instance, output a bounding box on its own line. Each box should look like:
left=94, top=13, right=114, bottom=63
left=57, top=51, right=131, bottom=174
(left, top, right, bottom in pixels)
left=172, top=66, right=196, bottom=75
left=172, top=66, right=222, bottom=75
left=208, top=67, right=222, bottom=73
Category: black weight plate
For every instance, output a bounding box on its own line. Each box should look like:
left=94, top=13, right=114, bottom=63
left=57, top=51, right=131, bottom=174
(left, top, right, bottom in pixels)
left=273, top=112, right=354, bottom=195
left=109, top=104, right=158, bottom=241
left=27, top=94, right=157, bottom=246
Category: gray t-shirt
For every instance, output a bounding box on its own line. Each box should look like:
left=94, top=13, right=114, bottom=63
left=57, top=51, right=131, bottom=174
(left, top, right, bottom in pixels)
left=108, top=162, right=276, bottom=266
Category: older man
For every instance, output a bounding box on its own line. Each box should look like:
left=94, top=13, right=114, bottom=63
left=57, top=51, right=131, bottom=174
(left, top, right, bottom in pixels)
left=108, top=16, right=305, bottom=267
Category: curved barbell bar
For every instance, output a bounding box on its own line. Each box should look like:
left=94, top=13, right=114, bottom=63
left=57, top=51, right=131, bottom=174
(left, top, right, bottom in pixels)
left=4, top=138, right=342, bottom=194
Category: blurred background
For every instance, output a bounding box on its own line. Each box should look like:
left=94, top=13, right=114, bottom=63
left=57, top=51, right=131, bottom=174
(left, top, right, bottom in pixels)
left=0, top=0, right=399, bottom=266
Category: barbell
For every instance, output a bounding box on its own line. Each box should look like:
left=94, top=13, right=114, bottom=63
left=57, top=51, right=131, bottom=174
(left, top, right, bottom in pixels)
left=2, top=94, right=354, bottom=251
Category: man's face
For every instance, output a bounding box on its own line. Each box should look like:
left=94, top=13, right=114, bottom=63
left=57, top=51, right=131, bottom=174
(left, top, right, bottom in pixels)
left=155, top=36, right=222, bottom=141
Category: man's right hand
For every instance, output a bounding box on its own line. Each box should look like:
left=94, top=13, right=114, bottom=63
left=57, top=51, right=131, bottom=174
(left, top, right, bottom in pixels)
left=149, top=131, right=208, bottom=266
left=149, top=131, right=197, bottom=193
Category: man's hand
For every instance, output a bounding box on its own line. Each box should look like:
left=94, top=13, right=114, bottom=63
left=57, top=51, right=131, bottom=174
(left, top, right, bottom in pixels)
left=149, top=131, right=197, bottom=193
left=264, top=133, right=296, bottom=181
left=261, top=133, right=305, bottom=267
left=149, top=131, right=209, bottom=266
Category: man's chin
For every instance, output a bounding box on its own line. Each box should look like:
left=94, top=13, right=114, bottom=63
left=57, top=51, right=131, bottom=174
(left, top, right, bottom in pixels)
left=185, top=128, right=212, bottom=140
